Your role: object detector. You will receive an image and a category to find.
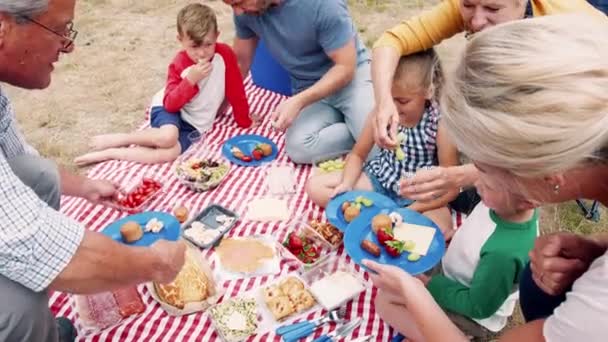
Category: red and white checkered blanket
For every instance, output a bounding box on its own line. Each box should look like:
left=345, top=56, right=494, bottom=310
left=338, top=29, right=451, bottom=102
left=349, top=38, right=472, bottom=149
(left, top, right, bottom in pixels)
left=49, top=79, right=463, bottom=341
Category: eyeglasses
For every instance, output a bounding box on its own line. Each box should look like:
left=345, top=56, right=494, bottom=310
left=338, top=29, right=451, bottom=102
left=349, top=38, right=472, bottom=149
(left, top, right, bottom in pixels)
left=20, top=16, right=78, bottom=50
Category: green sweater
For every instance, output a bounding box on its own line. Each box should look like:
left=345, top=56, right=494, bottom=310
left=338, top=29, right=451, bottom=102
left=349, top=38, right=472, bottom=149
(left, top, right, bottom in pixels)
left=427, top=203, right=538, bottom=332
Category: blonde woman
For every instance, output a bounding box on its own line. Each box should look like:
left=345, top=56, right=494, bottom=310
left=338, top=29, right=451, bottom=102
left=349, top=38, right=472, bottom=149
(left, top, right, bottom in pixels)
left=370, top=0, right=606, bottom=210
left=364, top=14, right=608, bottom=341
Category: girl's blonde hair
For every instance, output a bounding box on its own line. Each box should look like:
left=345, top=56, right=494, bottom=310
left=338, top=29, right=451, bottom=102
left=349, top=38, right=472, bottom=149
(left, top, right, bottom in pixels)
left=441, top=14, right=608, bottom=177
left=394, top=48, right=443, bottom=98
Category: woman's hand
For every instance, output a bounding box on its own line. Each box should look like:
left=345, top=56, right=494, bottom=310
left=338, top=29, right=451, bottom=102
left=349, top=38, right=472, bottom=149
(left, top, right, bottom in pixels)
left=400, top=166, right=461, bottom=202
left=373, top=101, right=400, bottom=149
left=529, top=233, right=603, bottom=295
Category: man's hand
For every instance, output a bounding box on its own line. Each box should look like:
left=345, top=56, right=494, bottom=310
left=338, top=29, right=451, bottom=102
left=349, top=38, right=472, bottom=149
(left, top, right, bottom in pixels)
left=150, top=240, right=187, bottom=284
left=186, top=60, right=213, bottom=85
left=270, top=96, right=304, bottom=131
left=373, top=101, right=399, bottom=149
left=83, top=179, right=118, bottom=203
left=529, top=233, right=604, bottom=295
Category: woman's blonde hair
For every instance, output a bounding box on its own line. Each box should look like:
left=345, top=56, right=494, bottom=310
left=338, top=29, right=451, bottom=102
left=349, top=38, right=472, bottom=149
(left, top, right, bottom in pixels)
left=394, top=48, right=443, bottom=98
left=441, top=14, right=608, bottom=177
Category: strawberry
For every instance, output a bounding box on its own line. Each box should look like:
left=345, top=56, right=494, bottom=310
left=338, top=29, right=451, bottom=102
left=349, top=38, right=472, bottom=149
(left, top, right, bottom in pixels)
left=252, top=149, right=263, bottom=160
left=241, top=155, right=252, bottom=162
left=288, top=233, right=303, bottom=251
left=377, top=228, right=394, bottom=246
left=385, top=240, right=405, bottom=258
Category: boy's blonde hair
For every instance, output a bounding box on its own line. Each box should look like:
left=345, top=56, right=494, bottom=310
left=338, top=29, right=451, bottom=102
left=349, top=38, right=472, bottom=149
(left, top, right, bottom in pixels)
left=394, top=48, right=443, bottom=98
left=177, top=3, right=217, bottom=44
left=441, top=14, right=608, bottom=177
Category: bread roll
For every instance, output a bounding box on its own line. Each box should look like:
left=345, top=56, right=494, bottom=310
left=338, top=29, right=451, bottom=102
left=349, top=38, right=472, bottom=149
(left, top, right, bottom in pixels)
left=173, top=206, right=189, bottom=223
left=120, top=221, right=143, bottom=243
left=372, top=214, right=392, bottom=234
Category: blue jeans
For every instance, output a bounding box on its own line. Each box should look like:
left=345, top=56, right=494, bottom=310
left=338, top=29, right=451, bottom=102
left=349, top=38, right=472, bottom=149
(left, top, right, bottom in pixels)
left=284, top=61, right=374, bottom=164
left=519, top=262, right=569, bottom=322
left=588, top=0, right=608, bottom=13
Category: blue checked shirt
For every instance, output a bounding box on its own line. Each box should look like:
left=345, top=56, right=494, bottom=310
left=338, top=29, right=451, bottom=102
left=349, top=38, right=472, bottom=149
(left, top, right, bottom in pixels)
left=0, top=87, right=84, bottom=292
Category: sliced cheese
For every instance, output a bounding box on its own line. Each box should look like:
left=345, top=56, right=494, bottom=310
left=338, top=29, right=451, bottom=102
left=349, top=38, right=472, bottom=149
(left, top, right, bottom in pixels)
left=392, top=223, right=436, bottom=256
left=246, top=197, right=289, bottom=221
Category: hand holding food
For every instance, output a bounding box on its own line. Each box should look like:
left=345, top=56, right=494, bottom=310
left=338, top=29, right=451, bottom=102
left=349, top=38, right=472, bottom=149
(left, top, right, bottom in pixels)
left=120, top=221, right=143, bottom=243
left=112, top=178, right=162, bottom=210
left=149, top=240, right=187, bottom=284
left=186, top=59, right=213, bottom=84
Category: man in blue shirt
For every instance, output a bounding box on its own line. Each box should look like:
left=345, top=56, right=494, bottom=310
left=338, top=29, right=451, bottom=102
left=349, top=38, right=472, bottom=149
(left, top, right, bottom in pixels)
left=224, top=0, right=373, bottom=163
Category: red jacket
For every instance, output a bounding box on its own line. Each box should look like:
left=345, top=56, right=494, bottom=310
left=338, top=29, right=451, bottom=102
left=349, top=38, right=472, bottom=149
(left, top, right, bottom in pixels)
left=162, top=43, right=252, bottom=128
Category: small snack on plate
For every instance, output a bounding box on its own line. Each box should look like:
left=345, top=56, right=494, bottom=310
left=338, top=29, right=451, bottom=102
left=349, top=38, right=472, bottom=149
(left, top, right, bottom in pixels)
left=173, top=205, right=189, bottom=223
left=310, top=271, right=365, bottom=310
left=257, top=143, right=273, bottom=156
left=309, top=220, right=343, bottom=246
left=360, top=239, right=381, bottom=257
left=112, top=287, right=145, bottom=318
left=216, top=238, right=276, bottom=273
left=371, top=214, right=392, bottom=234
left=343, top=204, right=360, bottom=223
left=183, top=222, right=221, bottom=246
left=120, top=221, right=143, bottom=243
left=210, top=298, right=258, bottom=342
left=153, top=249, right=212, bottom=310
left=261, top=276, right=316, bottom=321
left=282, top=232, right=321, bottom=265
left=144, top=218, right=164, bottom=233
left=230, top=146, right=252, bottom=162
left=341, top=195, right=373, bottom=223
left=392, top=222, right=436, bottom=256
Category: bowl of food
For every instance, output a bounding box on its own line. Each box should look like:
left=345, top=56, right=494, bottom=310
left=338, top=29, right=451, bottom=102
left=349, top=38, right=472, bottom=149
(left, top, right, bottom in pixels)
left=175, top=157, right=231, bottom=192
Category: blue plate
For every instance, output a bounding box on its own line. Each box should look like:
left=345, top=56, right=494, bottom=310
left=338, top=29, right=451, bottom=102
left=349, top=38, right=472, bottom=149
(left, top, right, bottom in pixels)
left=222, top=134, right=278, bottom=167
left=344, top=207, right=445, bottom=275
left=326, top=191, right=397, bottom=231
left=101, top=211, right=181, bottom=247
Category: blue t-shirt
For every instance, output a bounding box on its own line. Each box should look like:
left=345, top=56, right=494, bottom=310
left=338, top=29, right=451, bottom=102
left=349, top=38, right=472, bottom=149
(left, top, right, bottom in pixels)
left=234, top=0, right=369, bottom=93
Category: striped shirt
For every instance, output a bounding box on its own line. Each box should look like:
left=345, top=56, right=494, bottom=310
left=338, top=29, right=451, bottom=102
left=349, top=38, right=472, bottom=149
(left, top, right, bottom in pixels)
left=365, top=100, right=440, bottom=195
left=0, top=87, right=84, bottom=292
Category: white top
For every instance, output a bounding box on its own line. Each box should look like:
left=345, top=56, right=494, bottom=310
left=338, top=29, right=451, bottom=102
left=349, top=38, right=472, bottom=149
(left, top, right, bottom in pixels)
left=544, top=251, right=608, bottom=342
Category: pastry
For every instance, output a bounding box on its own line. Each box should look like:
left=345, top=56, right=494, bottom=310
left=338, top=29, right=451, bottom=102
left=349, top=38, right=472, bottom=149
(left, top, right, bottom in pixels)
left=154, top=250, right=210, bottom=309
left=120, top=221, right=143, bottom=243
left=372, top=214, right=392, bottom=234
left=279, top=277, right=305, bottom=294
left=258, top=143, right=273, bottom=156
left=173, top=206, right=189, bottom=223
left=267, top=295, right=295, bottom=320
left=344, top=205, right=360, bottom=223
left=263, top=284, right=283, bottom=302
left=288, top=289, right=316, bottom=312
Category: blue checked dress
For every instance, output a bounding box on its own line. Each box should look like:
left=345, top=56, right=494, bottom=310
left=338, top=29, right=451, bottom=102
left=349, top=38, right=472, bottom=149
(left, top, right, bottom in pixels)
left=365, top=100, right=440, bottom=198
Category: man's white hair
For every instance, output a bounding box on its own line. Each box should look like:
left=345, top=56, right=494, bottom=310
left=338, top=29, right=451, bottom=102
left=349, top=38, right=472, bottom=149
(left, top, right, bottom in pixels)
left=0, top=0, right=48, bottom=19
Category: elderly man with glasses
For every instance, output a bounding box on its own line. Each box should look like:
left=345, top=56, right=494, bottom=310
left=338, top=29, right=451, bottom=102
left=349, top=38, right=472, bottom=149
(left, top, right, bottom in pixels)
left=0, top=1, right=187, bottom=341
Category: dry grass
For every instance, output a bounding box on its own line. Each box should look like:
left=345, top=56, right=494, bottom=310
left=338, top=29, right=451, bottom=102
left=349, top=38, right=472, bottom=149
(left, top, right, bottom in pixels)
left=6, top=0, right=607, bottom=338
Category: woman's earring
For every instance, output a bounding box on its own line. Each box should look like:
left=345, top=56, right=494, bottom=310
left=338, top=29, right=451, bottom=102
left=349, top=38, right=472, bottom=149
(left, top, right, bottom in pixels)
left=553, top=184, right=560, bottom=194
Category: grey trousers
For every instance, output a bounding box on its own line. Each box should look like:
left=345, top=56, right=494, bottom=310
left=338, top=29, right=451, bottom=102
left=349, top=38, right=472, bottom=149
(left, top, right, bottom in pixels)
left=0, top=154, right=62, bottom=342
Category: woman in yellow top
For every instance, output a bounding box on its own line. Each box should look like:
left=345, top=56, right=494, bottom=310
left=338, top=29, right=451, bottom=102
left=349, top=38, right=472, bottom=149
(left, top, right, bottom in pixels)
left=370, top=0, right=605, bottom=207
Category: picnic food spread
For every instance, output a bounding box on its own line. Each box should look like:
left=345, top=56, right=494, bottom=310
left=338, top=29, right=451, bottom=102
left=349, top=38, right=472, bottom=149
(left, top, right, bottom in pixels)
left=216, top=238, right=276, bottom=273
left=361, top=212, right=429, bottom=261
left=120, top=221, right=143, bottom=243
left=230, top=142, right=273, bottom=163
left=153, top=250, right=212, bottom=309
left=210, top=298, right=258, bottom=341
left=309, top=220, right=343, bottom=246
left=262, top=276, right=316, bottom=321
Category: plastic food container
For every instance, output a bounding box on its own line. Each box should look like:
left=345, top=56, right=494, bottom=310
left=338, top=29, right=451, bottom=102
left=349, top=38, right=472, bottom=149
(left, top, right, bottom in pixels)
left=209, top=297, right=261, bottom=342
left=312, top=150, right=349, bottom=175
left=182, top=204, right=239, bottom=249
left=212, top=235, right=282, bottom=281
left=262, top=162, right=297, bottom=197
left=101, top=168, right=165, bottom=213
left=174, top=155, right=232, bottom=192
left=301, top=256, right=368, bottom=311
left=277, top=220, right=334, bottom=271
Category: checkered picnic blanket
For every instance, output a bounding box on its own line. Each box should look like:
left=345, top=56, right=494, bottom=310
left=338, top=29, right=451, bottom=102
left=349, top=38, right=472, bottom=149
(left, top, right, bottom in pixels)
left=49, top=78, right=463, bottom=341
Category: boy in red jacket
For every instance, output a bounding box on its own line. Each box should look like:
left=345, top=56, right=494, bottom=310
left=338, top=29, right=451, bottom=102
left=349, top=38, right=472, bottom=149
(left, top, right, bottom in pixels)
left=75, top=4, right=253, bottom=165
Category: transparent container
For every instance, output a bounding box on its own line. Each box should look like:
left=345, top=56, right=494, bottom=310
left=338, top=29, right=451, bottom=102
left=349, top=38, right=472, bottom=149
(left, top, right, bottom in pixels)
left=182, top=204, right=239, bottom=249
left=208, top=296, right=261, bottom=342
left=262, top=162, right=296, bottom=197
left=101, top=168, right=166, bottom=213
left=174, top=154, right=232, bottom=192
left=276, top=220, right=335, bottom=271
left=301, top=256, right=368, bottom=311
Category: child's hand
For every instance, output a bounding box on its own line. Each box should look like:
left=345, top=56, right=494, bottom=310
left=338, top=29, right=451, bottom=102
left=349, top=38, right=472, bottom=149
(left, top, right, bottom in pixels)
left=330, top=182, right=353, bottom=198
left=186, top=60, right=213, bottom=85
left=363, top=259, right=425, bottom=299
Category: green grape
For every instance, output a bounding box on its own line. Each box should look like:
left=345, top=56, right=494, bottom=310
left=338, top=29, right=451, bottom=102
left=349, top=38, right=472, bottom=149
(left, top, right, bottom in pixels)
left=408, top=253, right=421, bottom=262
